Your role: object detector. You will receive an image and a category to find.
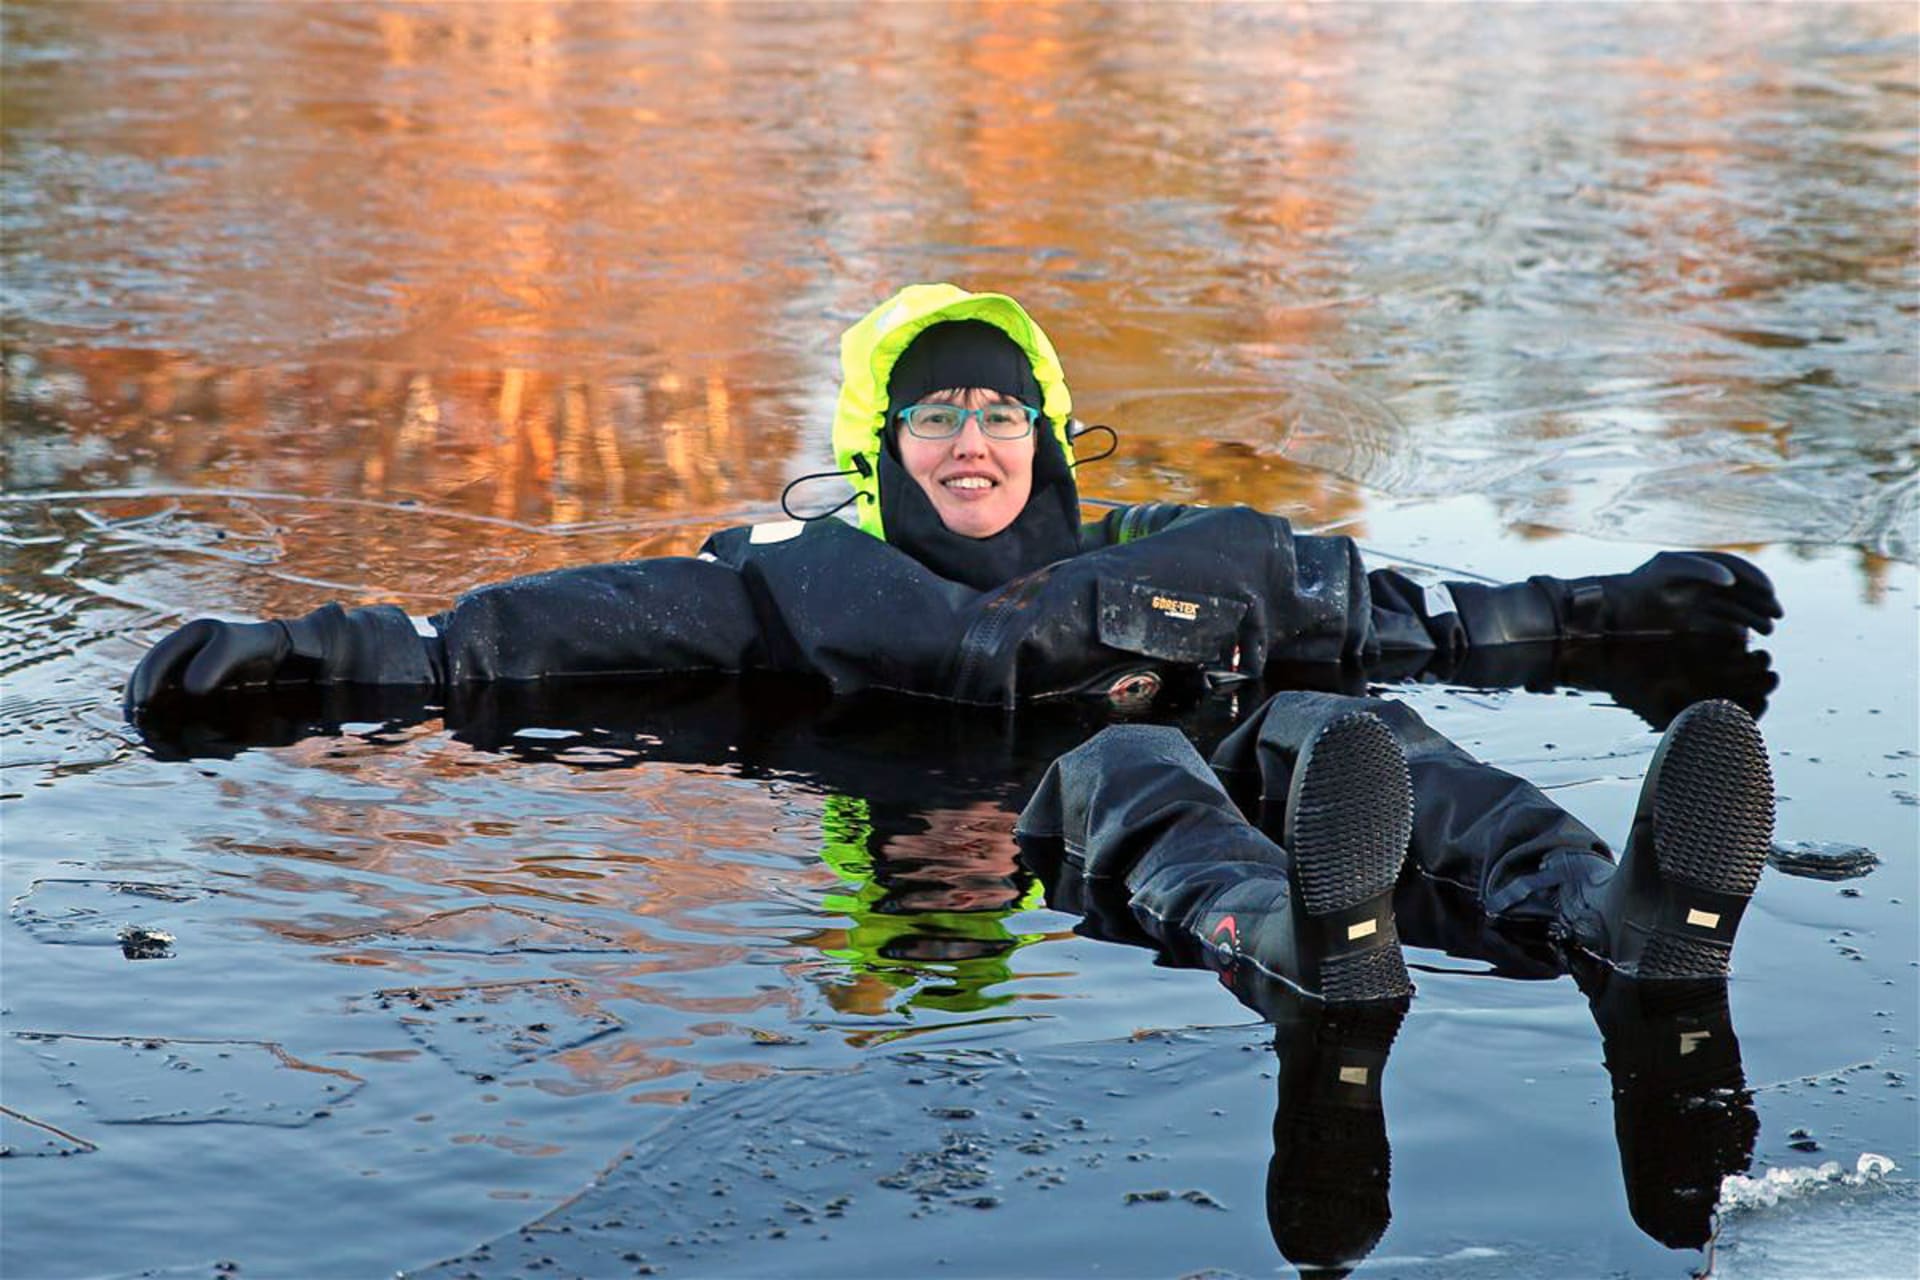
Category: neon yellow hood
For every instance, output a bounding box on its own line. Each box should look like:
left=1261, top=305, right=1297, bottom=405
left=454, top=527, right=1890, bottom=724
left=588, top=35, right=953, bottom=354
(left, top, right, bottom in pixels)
left=833, top=284, right=1076, bottom=542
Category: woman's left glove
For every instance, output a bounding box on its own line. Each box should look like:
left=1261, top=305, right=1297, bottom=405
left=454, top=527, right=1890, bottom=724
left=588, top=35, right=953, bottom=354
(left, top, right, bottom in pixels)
left=1544, top=551, right=1783, bottom=640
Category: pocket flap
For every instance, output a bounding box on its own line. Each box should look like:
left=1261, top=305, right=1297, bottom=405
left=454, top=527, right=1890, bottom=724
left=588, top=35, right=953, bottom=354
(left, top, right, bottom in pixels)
left=1096, top=579, right=1246, bottom=664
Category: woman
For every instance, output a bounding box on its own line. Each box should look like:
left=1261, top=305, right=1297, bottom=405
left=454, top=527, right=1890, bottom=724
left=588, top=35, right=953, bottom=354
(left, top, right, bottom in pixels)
left=125, top=283, right=1781, bottom=711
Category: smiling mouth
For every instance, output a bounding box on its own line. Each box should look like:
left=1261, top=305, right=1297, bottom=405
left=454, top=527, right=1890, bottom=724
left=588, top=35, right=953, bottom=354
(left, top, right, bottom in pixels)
left=943, top=476, right=996, bottom=491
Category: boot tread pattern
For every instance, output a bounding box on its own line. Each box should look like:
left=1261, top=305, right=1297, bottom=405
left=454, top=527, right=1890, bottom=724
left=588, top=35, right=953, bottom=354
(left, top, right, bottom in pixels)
left=1653, top=701, right=1771, bottom=898
left=1289, top=714, right=1413, bottom=917
left=1320, top=936, right=1411, bottom=1003
left=1640, top=930, right=1732, bottom=981
left=1287, top=713, right=1414, bottom=1002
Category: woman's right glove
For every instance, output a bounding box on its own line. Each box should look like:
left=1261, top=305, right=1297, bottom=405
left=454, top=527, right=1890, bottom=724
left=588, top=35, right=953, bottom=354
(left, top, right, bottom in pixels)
left=124, top=603, right=439, bottom=713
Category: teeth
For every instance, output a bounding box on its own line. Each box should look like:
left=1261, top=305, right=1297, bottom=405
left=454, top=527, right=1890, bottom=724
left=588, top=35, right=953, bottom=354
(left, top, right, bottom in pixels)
left=945, top=477, right=992, bottom=490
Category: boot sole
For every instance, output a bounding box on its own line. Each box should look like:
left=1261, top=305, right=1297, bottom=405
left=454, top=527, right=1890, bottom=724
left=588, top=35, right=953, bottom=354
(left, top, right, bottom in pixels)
left=1285, top=712, right=1415, bottom=1002
left=1637, top=700, right=1774, bottom=979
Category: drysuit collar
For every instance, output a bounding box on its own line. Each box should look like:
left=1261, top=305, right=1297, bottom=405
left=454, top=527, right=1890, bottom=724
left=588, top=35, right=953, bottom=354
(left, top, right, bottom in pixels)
left=876, top=425, right=1082, bottom=591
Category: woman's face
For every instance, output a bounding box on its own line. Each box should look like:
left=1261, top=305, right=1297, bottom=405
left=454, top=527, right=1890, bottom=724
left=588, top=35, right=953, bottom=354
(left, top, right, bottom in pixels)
left=897, top=387, right=1037, bottom=539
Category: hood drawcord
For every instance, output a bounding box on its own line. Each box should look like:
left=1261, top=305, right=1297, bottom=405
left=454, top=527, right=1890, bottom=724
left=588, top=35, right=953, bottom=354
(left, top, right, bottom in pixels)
left=1069, top=422, right=1120, bottom=469
left=780, top=454, right=873, bottom=522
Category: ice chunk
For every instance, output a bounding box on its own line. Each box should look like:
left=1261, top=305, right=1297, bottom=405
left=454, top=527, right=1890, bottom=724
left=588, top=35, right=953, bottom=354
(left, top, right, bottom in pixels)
left=1719, top=1153, right=1898, bottom=1212
left=1856, top=1153, right=1897, bottom=1179
left=117, top=924, right=175, bottom=960
left=1766, top=840, right=1880, bottom=881
left=1714, top=1158, right=1915, bottom=1280
left=310, top=904, right=628, bottom=956
left=10, top=879, right=215, bottom=945
left=0, top=1105, right=97, bottom=1157
left=362, top=978, right=624, bottom=1081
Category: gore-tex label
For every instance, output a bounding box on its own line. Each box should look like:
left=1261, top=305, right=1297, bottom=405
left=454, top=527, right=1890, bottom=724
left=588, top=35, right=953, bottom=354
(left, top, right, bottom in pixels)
left=1096, top=578, right=1245, bottom=663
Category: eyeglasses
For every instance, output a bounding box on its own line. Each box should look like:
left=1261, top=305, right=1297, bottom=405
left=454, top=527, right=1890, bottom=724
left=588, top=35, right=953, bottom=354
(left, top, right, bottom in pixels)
left=897, top=402, right=1039, bottom=441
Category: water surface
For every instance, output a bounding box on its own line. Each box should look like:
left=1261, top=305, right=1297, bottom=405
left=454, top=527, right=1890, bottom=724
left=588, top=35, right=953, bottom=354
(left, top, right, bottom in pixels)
left=3, top=5, right=1916, bottom=1277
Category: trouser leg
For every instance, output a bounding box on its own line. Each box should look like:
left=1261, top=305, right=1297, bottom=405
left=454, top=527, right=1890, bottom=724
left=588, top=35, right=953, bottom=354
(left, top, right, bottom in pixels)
left=1016, top=721, right=1411, bottom=1001
left=1016, top=723, right=1298, bottom=974
left=1210, top=691, right=1615, bottom=957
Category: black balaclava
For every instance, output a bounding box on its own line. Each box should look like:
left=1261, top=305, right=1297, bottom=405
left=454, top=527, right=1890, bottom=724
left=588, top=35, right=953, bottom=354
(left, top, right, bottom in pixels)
left=877, top=320, right=1082, bottom=591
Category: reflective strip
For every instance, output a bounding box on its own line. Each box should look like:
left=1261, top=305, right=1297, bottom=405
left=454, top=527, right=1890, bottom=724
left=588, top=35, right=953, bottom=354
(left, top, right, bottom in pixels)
left=750, top=520, right=806, bottom=545
left=1338, top=1066, right=1370, bottom=1086
left=409, top=615, right=440, bottom=639
left=1686, top=908, right=1721, bottom=929
left=1347, top=918, right=1378, bottom=941
left=1422, top=582, right=1457, bottom=618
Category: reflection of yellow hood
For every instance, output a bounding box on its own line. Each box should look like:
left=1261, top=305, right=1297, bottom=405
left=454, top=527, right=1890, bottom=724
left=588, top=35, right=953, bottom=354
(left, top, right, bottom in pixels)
left=814, top=791, right=1046, bottom=1017
left=833, top=284, right=1076, bottom=542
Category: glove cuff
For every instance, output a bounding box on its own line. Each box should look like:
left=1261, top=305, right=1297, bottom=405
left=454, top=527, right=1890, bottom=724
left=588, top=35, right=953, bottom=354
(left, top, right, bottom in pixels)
left=280, top=605, right=344, bottom=664
left=1444, top=579, right=1562, bottom=646
left=282, top=603, right=439, bottom=687
left=1529, top=575, right=1609, bottom=641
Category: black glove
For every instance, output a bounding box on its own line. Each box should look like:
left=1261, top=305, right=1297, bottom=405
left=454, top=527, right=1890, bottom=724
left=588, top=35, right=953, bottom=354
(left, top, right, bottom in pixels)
left=125, top=603, right=439, bottom=713
left=1546, top=551, right=1782, bottom=640
left=125, top=618, right=302, bottom=710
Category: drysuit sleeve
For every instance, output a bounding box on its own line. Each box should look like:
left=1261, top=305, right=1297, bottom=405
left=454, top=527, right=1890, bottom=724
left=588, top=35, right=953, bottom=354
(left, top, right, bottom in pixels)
left=430, top=557, right=768, bottom=684
left=1089, top=503, right=1782, bottom=652
left=125, top=555, right=773, bottom=710
left=1367, top=549, right=1783, bottom=657
left=1080, top=502, right=1192, bottom=549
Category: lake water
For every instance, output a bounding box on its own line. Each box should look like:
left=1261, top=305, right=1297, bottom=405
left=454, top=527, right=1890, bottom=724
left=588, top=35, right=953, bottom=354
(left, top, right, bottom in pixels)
left=3, top=4, right=1916, bottom=1277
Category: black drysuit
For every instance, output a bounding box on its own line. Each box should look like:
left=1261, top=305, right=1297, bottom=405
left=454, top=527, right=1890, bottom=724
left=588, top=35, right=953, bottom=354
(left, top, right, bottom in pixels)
left=174, top=501, right=1661, bottom=711
left=125, top=448, right=1783, bottom=990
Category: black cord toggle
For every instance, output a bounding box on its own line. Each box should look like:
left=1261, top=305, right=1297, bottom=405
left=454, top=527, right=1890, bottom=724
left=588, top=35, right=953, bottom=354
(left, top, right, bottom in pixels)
left=780, top=461, right=869, bottom=521
left=1069, top=422, right=1119, bottom=468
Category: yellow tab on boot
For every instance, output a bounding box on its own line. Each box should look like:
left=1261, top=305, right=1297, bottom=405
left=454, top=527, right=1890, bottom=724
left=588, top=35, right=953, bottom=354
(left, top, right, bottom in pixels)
left=1685, top=908, right=1721, bottom=929
left=1347, top=918, right=1379, bottom=941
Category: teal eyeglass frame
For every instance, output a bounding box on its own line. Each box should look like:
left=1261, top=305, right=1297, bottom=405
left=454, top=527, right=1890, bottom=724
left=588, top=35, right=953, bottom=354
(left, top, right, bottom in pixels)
left=897, top=402, right=1040, bottom=441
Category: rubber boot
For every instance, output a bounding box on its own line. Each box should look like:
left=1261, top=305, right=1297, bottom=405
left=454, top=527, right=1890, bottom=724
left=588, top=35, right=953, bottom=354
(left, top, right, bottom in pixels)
left=1583, top=967, right=1757, bottom=1249
left=1278, top=711, right=1415, bottom=1002
left=1566, top=700, right=1773, bottom=979
left=1235, top=969, right=1406, bottom=1279
left=1198, top=712, right=1415, bottom=1002
left=1015, top=716, right=1411, bottom=1003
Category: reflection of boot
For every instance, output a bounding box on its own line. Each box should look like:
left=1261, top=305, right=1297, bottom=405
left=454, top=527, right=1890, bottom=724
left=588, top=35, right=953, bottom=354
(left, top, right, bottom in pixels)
left=1585, top=970, right=1758, bottom=1249
left=1241, top=970, right=1406, bottom=1279
left=1567, top=701, right=1772, bottom=979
